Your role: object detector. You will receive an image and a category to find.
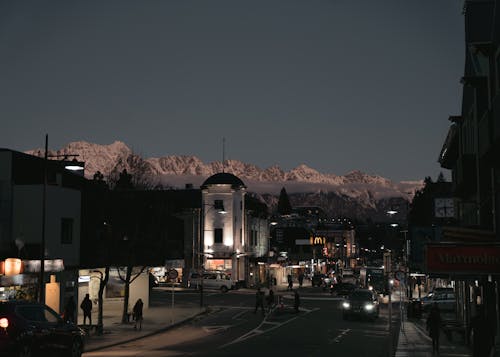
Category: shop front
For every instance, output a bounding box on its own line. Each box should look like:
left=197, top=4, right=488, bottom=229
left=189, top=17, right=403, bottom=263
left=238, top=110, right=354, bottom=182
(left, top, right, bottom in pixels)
left=426, top=242, right=500, bottom=343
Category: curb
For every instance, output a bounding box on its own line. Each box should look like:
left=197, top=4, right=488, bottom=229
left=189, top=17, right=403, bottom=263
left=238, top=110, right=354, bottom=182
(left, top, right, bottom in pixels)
left=84, top=308, right=209, bottom=352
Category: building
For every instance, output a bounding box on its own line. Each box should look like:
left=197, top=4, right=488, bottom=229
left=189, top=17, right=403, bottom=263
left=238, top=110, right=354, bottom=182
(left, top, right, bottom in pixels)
left=0, top=149, right=84, bottom=311
left=437, top=0, right=500, bottom=344
left=200, top=173, right=269, bottom=287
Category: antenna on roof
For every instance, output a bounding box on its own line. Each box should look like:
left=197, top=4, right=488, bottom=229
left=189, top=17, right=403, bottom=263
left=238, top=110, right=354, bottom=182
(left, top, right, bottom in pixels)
left=222, top=137, right=225, bottom=173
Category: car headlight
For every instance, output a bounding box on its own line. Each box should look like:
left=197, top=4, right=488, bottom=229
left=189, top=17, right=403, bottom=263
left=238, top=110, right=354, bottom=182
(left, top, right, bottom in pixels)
left=364, top=303, right=375, bottom=311
left=342, top=301, right=350, bottom=309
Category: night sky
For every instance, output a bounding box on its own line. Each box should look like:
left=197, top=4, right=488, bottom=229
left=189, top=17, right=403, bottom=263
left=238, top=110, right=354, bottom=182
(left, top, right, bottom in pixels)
left=0, top=1, right=464, bottom=182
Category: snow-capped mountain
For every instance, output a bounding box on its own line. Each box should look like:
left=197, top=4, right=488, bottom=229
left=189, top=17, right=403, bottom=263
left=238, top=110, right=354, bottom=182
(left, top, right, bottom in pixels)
left=26, top=141, right=423, bottom=220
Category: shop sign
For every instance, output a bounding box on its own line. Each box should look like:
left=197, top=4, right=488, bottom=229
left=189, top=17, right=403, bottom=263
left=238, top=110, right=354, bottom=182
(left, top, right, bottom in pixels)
left=426, top=244, right=500, bottom=274
left=23, top=259, right=64, bottom=273
left=309, top=236, right=326, bottom=245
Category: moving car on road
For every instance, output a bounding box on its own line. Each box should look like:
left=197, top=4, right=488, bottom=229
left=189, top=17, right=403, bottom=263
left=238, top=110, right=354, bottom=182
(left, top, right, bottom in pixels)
left=342, top=288, right=380, bottom=321
left=331, top=282, right=357, bottom=297
left=0, top=299, right=85, bottom=357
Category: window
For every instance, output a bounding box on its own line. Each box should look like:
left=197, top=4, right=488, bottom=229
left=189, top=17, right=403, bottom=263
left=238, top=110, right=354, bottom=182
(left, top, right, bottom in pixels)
left=61, top=218, right=73, bottom=244
left=214, top=200, right=224, bottom=210
left=214, top=228, right=223, bottom=244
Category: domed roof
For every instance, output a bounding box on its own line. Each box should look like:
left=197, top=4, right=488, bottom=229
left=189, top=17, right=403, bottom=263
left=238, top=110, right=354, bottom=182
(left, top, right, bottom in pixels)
left=201, top=172, right=246, bottom=189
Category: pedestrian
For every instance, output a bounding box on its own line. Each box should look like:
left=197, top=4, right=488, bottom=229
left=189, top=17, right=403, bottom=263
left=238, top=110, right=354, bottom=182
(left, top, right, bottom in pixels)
left=254, top=287, right=265, bottom=316
left=63, top=296, right=76, bottom=324
left=426, top=303, right=441, bottom=355
left=266, top=289, right=275, bottom=313
left=287, top=274, right=293, bottom=291
left=294, top=289, right=300, bottom=313
left=298, top=273, right=304, bottom=287
left=80, top=293, right=93, bottom=326
left=470, top=305, right=494, bottom=357
left=133, top=298, right=144, bottom=330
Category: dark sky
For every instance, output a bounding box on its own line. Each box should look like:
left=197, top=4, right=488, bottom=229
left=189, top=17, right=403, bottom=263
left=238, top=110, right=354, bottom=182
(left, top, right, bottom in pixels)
left=0, top=1, right=464, bottom=182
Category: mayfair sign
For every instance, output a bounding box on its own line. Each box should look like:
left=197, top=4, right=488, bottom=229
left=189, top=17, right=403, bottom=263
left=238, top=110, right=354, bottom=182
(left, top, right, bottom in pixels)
left=426, top=244, right=500, bottom=274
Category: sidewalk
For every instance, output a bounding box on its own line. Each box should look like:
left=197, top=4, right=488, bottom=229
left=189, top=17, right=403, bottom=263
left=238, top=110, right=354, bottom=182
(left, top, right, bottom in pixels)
left=80, top=300, right=206, bottom=352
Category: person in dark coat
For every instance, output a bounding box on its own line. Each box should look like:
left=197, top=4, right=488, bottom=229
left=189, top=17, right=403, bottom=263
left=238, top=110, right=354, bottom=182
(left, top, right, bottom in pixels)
left=64, top=296, right=76, bottom=323
left=470, top=305, right=495, bottom=357
left=80, top=294, right=93, bottom=325
left=266, top=289, right=275, bottom=313
left=287, top=274, right=293, bottom=291
left=133, top=298, right=144, bottom=330
left=254, top=287, right=265, bottom=316
left=298, top=273, right=304, bottom=287
left=426, top=303, right=441, bottom=355
left=294, top=290, right=300, bottom=313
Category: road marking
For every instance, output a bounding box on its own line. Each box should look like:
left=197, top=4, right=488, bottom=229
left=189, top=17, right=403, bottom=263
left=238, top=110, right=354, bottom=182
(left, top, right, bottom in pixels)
left=202, top=325, right=232, bottom=333
left=219, top=307, right=319, bottom=349
left=232, top=310, right=248, bottom=320
left=333, top=328, right=351, bottom=343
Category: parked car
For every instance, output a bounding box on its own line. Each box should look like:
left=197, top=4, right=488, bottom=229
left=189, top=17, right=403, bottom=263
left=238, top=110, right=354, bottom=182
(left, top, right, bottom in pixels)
left=311, top=274, right=327, bottom=287
left=342, top=288, right=380, bottom=321
left=0, top=299, right=85, bottom=357
left=421, top=289, right=456, bottom=312
left=188, top=271, right=235, bottom=293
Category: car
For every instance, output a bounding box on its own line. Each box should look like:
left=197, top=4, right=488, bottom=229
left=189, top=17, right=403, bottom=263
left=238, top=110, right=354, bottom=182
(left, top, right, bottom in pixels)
left=421, top=289, right=456, bottom=312
left=331, top=282, right=357, bottom=297
left=188, top=271, right=235, bottom=293
left=311, top=274, right=327, bottom=287
left=0, top=299, right=85, bottom=357
left=342, top=288, right=380, bottom=321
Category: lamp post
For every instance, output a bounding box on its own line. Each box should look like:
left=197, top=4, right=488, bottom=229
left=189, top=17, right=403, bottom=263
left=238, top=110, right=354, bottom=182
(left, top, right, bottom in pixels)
left=38, top=134, right=48, bottom=304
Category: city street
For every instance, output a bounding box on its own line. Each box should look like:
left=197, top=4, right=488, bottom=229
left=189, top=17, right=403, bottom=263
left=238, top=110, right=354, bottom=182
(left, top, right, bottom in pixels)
left=83, top=286, right=401, bottom=357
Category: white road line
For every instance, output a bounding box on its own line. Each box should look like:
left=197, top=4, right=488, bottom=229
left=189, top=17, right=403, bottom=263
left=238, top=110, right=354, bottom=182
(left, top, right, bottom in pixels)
left=333, top=328, right=351, bottom=343
left=219, top=307, right=319, bottom=349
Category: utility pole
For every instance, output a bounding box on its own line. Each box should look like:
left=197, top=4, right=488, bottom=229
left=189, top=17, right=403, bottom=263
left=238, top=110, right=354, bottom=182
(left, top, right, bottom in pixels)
left=38, top=134, right=48, bottom=304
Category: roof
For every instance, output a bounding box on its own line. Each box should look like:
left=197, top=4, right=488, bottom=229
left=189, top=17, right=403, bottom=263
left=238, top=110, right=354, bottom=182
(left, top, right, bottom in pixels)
left=201, top=173, right=246, bottom=189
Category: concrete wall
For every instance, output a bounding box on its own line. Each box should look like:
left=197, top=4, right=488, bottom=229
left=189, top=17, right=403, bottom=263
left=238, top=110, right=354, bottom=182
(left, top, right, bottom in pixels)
left=12, top=184, right=81, bottom=266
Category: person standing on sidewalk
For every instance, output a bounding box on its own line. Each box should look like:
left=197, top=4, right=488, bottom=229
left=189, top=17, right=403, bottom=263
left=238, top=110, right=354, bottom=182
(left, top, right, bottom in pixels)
left=133, top=298, right=144, bottom=330
left=470, top=305, right=494, bottom=357
left=287, top=274, right=293, bottom=291
left=80, top=294, right=93, bottom=326
left=426, top=303, right=441, bottom=355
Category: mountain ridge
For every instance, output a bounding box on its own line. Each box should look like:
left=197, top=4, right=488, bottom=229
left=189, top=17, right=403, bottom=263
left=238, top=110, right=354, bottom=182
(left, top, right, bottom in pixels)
left=26, top=141, right=422, bottom=220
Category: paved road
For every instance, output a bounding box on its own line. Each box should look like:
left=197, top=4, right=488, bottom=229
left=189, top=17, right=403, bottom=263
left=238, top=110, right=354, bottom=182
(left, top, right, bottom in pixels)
left=83, top=287, right=401, bottom=357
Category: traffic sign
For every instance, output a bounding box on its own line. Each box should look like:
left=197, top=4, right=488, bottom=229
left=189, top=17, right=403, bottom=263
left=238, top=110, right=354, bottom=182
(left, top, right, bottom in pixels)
left=168, top=269, right=179, bottom=280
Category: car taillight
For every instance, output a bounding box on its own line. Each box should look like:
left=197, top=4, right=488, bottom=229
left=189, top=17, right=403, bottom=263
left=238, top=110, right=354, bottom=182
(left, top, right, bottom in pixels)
left=0, top=317, right=8, bottom=329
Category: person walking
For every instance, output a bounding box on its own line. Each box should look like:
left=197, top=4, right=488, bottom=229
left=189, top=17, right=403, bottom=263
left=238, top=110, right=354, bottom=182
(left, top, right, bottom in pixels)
left=294, top=290, right=300, bottom=313
left=287, top=274, right=293, bottom=291
left=133, top=298, right=144, bottom=330
left=298, top=273, right=304, bottom=287
left=254, top=287, right=265, bottom=316
left=426, top=303, right=441, bottom=355
left=470, top=305, right=495, bottom=357
left=63, top=296, right=76, bottom=324
left=266, top=289, right=275, bottom=313
left=80, top=294, right=93, bottom=326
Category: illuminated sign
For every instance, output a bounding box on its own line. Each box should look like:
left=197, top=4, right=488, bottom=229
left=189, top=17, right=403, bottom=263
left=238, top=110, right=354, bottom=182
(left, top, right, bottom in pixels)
left=426, top=244, right=500, bottom=274
left=310, top=236, right=326, bottom=245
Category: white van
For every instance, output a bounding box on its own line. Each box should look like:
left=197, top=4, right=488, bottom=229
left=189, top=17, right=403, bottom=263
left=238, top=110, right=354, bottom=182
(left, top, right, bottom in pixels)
left=188, top=271, right=235, bottom=293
